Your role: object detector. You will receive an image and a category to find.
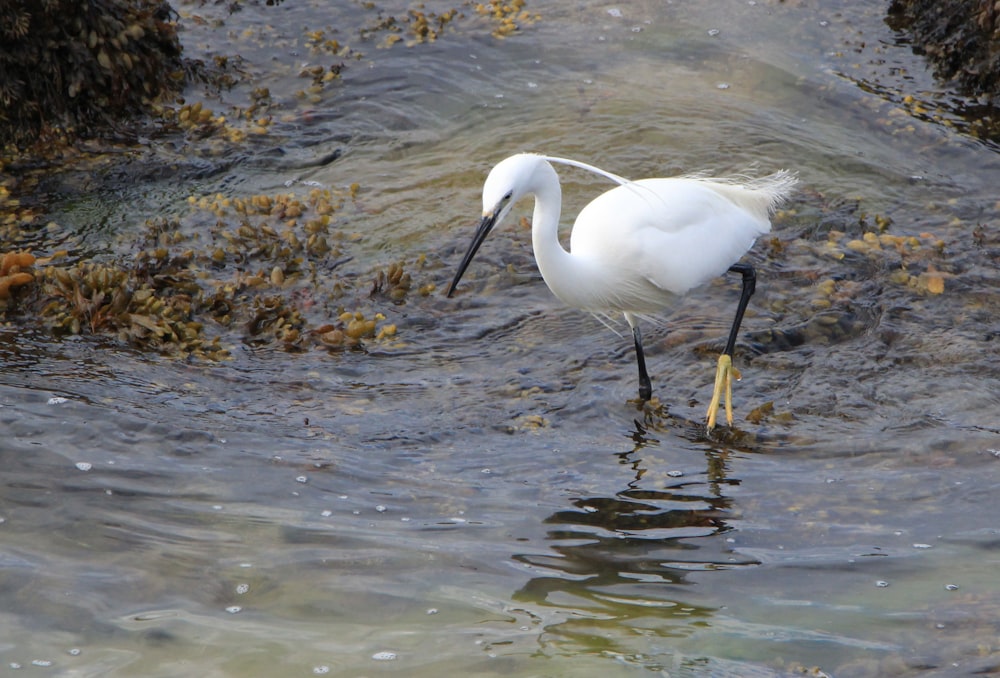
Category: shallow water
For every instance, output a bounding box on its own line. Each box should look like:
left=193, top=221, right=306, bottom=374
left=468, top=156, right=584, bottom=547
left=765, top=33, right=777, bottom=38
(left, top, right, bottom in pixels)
left=3, top=1, right=1000, bottom=676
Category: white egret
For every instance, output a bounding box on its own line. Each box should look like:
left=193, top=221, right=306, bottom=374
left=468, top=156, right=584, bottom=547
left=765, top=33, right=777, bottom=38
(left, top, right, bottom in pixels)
left=447, top=153, right=796, bottom=430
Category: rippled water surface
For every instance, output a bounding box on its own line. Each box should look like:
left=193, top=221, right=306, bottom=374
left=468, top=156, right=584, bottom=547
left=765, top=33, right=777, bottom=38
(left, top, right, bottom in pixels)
left=3, top=1, right=1000, bottom=676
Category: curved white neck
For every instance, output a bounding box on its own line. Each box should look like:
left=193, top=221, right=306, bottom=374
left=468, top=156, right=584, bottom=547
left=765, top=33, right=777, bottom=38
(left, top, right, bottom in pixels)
left=528, top=162, right=598, bottom=309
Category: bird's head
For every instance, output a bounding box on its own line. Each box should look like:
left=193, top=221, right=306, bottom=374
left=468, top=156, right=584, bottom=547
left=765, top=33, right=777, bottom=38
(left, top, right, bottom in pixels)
left=447, top=154, right=548, bottom=297
left=481, top=153, right=543, bottom=223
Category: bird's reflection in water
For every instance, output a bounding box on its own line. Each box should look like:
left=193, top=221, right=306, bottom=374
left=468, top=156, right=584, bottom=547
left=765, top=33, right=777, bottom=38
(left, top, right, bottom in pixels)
left=512, top=421, right=759, bottom=654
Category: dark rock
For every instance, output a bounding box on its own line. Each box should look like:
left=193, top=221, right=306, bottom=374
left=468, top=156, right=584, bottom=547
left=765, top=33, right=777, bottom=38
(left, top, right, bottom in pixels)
left=0, top=0, right=185, bottom=148
left=887, top=0, right=1000, bottom=99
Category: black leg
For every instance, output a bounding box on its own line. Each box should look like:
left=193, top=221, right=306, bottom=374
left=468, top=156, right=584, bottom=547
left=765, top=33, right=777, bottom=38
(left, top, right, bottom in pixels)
left=723, top=263, right=757, bottom=357
left=632, top=325, right=652, bottom=400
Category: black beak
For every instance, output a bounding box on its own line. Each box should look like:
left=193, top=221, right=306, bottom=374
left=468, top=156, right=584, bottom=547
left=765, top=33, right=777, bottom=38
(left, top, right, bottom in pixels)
left=447, top=211, right=499, bottom=297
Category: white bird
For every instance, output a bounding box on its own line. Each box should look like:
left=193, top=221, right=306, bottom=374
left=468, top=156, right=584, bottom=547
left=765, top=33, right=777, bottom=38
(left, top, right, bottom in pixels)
left=447, top=153, right=796, bottom=430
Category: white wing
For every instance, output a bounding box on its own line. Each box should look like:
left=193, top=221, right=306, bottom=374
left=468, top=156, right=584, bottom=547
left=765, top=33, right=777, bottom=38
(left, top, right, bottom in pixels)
left=569, top=176, right=790, bottom=308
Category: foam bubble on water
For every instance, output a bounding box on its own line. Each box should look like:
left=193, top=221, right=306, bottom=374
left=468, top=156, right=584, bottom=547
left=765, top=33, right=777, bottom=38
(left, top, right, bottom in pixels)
left=372, top=651, right=397, bottom=661
left=312, top=666, right=330, bottom=674
left=75, top=462, right=92, bottom=472
left=236, top=584, right=250, bottom=595
left=47, top=397, right=68, bottom=405
left=225, top=606, right=242, bottom=614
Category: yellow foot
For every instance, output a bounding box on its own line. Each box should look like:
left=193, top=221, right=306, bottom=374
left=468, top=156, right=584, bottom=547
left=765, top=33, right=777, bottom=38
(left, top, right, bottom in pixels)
left=706, top=354, right=742, bottom=431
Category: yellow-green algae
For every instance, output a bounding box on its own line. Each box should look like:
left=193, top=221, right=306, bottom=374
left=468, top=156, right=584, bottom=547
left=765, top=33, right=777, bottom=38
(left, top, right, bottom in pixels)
left=1, top=182, right=432, bottom=360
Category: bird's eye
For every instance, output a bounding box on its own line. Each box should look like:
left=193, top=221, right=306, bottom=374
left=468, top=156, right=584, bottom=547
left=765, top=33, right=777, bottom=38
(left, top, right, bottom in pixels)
left=502, top=191, right=513, bottom=201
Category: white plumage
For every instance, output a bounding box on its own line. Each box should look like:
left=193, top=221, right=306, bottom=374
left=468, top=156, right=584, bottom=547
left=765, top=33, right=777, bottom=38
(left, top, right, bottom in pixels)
left=448, top=153, right=797, bottom=430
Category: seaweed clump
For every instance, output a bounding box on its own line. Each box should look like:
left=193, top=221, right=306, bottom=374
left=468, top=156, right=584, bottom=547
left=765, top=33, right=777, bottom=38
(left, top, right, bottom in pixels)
left=0, top=0, right=185, bottom=147
left=0, top=251, right=35, bottom=310
left=38, top=256, right=230, bottom=360
left=474, top=0, right=539, bottom=39
left=2, top=185, right=430, bottom=360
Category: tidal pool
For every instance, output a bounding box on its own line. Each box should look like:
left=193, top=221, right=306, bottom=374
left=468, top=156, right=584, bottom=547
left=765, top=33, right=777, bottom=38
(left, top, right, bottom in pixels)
left=2, top=1, right=999, bottom=676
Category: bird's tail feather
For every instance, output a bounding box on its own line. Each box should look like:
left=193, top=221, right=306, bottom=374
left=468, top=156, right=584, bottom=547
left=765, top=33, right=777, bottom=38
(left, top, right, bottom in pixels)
left=694, top=169, right=798, bottom=222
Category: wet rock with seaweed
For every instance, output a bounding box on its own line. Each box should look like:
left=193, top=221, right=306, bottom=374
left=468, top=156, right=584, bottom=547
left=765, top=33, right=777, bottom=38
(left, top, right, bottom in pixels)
left=887, top=0, right=1000, bottom=99
left=887, top=0, right=1000, bottom=140
left=0, top=0, right=186, bottom=147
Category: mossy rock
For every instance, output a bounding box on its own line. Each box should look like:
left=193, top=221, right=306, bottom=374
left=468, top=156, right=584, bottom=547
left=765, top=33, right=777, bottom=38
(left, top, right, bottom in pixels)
left=888, top=0, right=1000, bottom=99
left=0, top=0, right=185, bottom=147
